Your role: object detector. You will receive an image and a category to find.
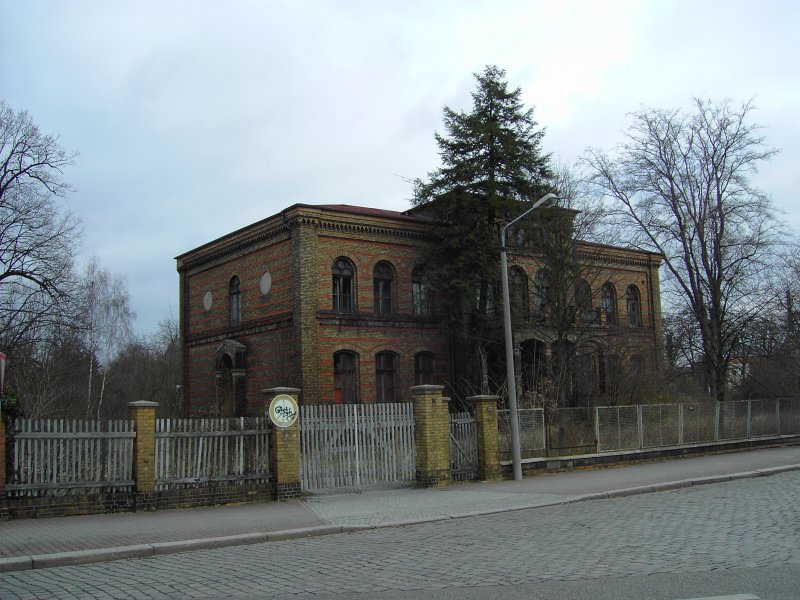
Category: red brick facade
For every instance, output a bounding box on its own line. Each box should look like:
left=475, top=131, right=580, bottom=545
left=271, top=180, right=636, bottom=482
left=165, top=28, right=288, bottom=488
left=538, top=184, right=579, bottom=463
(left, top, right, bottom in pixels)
left=176, top=204, right=663, bottom=415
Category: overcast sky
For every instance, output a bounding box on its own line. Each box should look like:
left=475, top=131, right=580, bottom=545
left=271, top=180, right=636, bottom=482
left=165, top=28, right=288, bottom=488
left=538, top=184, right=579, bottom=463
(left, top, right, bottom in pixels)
left=3, top=0, right=798, bottom=335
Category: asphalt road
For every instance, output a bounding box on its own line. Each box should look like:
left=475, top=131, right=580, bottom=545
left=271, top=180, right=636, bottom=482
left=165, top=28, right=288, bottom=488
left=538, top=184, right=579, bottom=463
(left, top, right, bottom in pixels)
left=2, top=471, right=798, bottom=600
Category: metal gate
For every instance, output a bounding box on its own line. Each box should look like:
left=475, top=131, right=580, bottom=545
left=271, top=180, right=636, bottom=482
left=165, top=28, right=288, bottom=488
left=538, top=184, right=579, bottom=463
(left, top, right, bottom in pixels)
left=449, top=412, right=478, bottom=481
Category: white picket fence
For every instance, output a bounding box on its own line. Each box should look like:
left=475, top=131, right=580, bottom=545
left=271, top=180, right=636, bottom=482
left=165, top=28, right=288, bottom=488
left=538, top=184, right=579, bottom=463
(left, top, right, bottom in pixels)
left=154, top=417, right=271, bottom=490
left=7, top=419, right=135, bottom=496
left=300, top=403, right=416, bottom=491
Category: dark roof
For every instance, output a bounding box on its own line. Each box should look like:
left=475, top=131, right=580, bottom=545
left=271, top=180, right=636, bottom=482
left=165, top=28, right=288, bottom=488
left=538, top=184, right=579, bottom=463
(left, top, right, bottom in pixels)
left=315, top=203, right=435, bottom=223
left=318, top=204, right=421, bottom=220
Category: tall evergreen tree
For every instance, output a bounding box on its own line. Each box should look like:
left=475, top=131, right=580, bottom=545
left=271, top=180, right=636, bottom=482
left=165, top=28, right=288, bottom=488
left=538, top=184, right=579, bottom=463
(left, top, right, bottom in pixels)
left=412, top=65, right=553, bottom=394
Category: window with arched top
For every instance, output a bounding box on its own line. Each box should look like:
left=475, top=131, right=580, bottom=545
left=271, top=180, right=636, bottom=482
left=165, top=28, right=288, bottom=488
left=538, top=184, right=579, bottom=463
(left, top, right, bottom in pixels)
left=373, top=261, right=395, bottom=315
left=414, top=352, right=436, bottom=386
left=332, top=258, right=355, bottom=313
left=375, top=351, right=397, bottom=403
left=510, top=266, right=528, bottom=319
left=574, top=279, right=594, bottom=324
left=626, top=285, right=642, bottom=327
left=334, top=351, right=359, bottom=404
left=229, top=276, right=241, bottom=325
left=534, top=269, right=552, bottom=318
left=412, top=265, right=431, bottom=317
left=601, top=283, right=617, bottom=326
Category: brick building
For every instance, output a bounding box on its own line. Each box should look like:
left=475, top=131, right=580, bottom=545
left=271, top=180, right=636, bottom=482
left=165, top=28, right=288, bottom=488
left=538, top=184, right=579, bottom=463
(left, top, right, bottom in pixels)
left=176, top=203, right=663, bottom=416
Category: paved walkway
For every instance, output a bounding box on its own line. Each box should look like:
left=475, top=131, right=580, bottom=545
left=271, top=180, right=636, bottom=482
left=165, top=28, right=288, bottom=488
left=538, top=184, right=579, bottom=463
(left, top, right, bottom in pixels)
left=2, top=446, right=799, bottom=573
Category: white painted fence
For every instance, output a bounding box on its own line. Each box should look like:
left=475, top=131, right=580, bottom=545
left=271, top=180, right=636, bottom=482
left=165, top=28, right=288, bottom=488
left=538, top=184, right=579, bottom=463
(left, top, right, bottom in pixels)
left=154, top=417, right=270, bottom=490
left=300, top=403, right=415, bottom=491
left=7, top=419, right=135, bottom=496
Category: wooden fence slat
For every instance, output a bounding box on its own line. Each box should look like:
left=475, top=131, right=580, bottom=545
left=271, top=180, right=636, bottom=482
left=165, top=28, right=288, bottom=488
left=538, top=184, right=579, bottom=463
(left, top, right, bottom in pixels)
left=299, top=403, right=416, bottom=492
left=151, top=417, right=270, bottom=490
left=8, top=418, right=135, bottom=497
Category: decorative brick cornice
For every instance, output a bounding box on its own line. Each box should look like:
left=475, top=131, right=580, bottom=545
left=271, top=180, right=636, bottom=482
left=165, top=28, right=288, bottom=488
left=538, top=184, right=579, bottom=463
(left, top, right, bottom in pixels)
left=178, top=205, right=438, bottom=272
left=179, top=224, right=291, bottom=272
left=285, top=212, right=436, bottom=243
left=507, top=244, right=662, bottom=271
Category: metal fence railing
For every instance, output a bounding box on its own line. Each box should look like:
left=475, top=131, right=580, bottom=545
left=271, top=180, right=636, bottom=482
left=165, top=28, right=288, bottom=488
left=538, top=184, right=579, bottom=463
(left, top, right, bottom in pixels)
left=500, top=398, right=800, bottom=458
left=596, top=398, right=800, bottom=453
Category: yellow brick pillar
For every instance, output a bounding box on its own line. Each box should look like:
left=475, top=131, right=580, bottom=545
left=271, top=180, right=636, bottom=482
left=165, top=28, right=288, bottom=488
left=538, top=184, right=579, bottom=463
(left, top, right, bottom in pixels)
left=263, top=387, right=301, bottom=500
left=128, top=401, right=158, bottom=497
left=411, top=385, right=451, bottom=487
left=467, top=395, right=501, bottom=481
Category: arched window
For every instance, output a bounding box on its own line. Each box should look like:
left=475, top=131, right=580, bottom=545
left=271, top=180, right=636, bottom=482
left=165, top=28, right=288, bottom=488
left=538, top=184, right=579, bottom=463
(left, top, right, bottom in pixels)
left=412, top=265, right=431, bottom=317
left=229, top=276, right=241, bottom=325
left=375, top=351, right=397, bottom=403
left=574, top=279, right=594, bottom=324
left=626, top=285, right=642, bottom=327
left=510, top=267, right=528, bottom=319
left=601, top=283, right=617, bottom=326
left=534, top=269, right=552, bottom=318
left=414, top=352, right=436, bottom=386
left=373, top=261, right=395, bottom=315
left=332, top=258, right=355, bottom=313
left=334, top=351, right=359, bottom=404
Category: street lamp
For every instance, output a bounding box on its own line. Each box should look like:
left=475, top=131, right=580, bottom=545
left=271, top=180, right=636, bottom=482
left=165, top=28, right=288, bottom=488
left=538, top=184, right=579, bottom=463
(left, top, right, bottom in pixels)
left=500, top=192, right=559, bottom=481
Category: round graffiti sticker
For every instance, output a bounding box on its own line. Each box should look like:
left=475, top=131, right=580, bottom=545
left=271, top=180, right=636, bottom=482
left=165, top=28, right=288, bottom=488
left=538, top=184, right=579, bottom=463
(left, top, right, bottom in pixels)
left=268, top=394, right=298, bottom=428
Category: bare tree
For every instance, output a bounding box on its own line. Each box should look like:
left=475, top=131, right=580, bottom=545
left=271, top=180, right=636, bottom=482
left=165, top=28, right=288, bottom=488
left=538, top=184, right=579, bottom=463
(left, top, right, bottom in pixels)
left=100, top=316, right=182, bottom=418
left=0, top=101, right=81, bottom=353
left=584, top=98, right=784, bottom=402
left=82, top=257, right=134, bottom=418
left=505, top=163, right=658, bottom=408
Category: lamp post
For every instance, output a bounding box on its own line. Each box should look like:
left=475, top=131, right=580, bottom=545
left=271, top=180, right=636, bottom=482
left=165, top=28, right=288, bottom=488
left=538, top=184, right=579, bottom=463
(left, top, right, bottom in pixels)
left=501, top=192, right=559, bottom=481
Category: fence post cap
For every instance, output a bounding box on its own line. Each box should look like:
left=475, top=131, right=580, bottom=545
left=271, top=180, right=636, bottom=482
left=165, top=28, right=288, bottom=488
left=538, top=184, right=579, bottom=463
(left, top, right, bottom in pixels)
left=128, top=401, right=159, bottom=408
left=466, top=395, right=500, bottom=403
left=410, top=385, right=445, bottom=393
left=262, top=387, right=301, bottom=395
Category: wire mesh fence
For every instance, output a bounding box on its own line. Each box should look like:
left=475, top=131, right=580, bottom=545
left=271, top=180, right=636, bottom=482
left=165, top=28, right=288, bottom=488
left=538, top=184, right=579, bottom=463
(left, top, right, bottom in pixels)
left=749, top=399, right=780, bottom=437
left=547, top=407, right=596, bottom=456
left=680, top=403, right=718, bottom=444
left=596, top=405, right=639, bottom=452
left=497, top=408, right=545, bottom=460
left=506, top=398, right=800, bottom=457
left=780, top=398, right=800, bottom=434
left=640, top=404, right=681, bottom=448
left=593, top=398, right=799, bottom=453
